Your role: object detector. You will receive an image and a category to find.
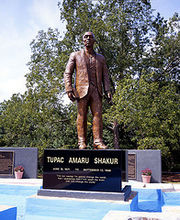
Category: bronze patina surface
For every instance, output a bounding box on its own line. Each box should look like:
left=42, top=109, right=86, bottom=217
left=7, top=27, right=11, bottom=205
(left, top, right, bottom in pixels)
left=64, top=32, right=111, bottom=149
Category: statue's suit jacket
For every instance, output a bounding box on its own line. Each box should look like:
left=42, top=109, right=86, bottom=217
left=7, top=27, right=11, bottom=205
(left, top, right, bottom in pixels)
left=64, top=49, right=111, bottom=99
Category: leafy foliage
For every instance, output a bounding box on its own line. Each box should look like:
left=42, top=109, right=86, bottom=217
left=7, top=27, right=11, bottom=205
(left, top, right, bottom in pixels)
left=105, top=72, right=179, bottom=169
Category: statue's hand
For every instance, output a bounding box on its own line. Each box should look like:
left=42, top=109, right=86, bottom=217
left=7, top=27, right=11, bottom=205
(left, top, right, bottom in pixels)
left=67, top=91, right=76, bottom=102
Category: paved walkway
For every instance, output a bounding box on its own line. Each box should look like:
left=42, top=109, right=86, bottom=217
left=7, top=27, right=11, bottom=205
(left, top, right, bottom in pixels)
left=103, top=210, right=180, bottom=220
left=122, top=180, right=180, bottom=192
left=0, top=178, right=42, bottom=186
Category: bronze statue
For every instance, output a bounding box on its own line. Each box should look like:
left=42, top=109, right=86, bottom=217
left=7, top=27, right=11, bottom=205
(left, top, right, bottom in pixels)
left=64, top=32, right=111, bottom=149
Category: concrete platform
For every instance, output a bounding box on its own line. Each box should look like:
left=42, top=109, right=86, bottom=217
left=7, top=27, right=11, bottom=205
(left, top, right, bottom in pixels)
left=102, top=210, right=180, bottom=220
left=37, top=185, right=131, bottom=201
left=0, top=178, right=42, bottom=186
left=122, top=180, right=180, bottom=192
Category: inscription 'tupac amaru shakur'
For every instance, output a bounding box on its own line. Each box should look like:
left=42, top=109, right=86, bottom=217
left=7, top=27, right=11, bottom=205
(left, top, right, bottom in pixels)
left=64, top=32, right=112, bottom=150
left=46, top=156, right=119, bottom=165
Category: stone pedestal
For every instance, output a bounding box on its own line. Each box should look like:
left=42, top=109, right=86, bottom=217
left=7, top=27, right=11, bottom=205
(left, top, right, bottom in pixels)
left=39, top=149, right=131, bottom=201
left=0, top=148, right=38, bottom=178
left=126, top=150, right=161, bottom=183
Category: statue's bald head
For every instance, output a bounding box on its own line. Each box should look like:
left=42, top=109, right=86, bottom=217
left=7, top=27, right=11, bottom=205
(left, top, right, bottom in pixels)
left=83, top=32, right=96, bottom=48
left=83, top=32, right=96, bottom=40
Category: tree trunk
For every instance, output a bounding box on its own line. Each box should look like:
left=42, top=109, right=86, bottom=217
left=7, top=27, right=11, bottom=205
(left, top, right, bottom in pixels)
left=113, top=119, right=120, bottom=149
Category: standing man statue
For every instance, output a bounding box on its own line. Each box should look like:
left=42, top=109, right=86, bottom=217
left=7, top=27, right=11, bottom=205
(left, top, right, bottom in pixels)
left=64, top=32, right=112, bottom=149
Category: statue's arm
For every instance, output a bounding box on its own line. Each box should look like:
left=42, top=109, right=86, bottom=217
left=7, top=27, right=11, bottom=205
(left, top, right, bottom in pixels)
left=64, top=52, right=76, bottom=93
left=102, top=57, right=112, bottom=100
left=64, top=52, right=77, bottom=101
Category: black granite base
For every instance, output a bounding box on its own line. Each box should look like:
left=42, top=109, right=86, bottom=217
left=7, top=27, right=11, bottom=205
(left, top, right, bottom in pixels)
left=37, top=185, right=131, bottom=201
left=43, top=149, right=123, bottom=192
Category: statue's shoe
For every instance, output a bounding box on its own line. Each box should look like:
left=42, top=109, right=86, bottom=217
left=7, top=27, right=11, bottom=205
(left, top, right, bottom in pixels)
left=94, top=143, right=108, bottom=149
left=79, top=143, right=87, bottom=149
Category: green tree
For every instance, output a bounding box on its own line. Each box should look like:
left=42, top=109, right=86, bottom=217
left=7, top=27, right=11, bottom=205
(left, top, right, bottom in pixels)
left=0, top=94, right=26, bottom=147
left=145, top=12, right=180, bottom=85
left=105, top=72, right=180, bottom=169
left=26, top=28, right=66, bottom=94
left=0, top=92, right=77, bottom=160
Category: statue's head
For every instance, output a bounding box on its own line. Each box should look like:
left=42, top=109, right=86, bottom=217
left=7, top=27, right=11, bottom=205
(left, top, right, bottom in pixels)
left=83, top=32, right=96, bottom=48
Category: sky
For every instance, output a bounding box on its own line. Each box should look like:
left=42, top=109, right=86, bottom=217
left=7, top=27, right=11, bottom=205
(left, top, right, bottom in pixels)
left=0, top=0, right=179, bottom=103
left=0, top=0, right=65, bottom=103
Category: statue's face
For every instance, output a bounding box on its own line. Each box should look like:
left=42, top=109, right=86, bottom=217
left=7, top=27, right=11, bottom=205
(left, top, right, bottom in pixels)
left=83, top=32, right=95, bottom=48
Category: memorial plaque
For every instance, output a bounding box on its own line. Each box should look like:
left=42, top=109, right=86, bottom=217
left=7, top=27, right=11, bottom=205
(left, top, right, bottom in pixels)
left=0, top=151, right=14, bottom=175
left=43, top=149, right=122, bottom=192
left=128, top=153, right=136, bottom=180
